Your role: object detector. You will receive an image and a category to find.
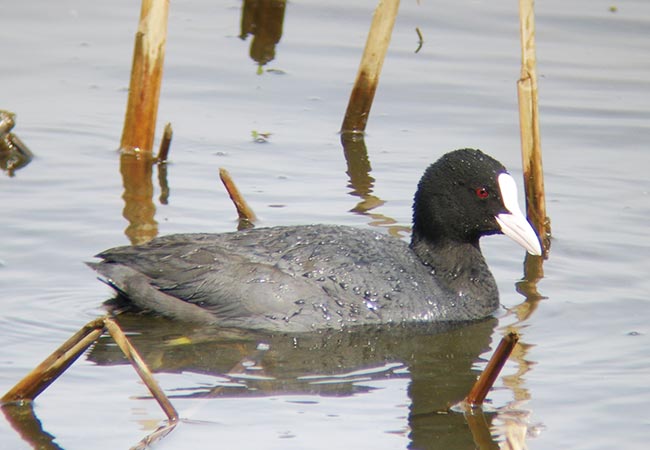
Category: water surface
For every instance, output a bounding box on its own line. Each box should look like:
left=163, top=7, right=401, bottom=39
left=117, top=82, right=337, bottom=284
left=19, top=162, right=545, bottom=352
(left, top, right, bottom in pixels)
left=2, top=1, right=649, bottom=449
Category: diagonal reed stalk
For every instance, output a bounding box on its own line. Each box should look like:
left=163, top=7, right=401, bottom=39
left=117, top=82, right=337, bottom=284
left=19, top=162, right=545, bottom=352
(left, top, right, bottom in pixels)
left=2, top=316, right=178, bottom=446
left=1, top=319, right=105, bottom=403
left=219, top=167, right=257, bottom=228
left=465, top=331, right=520, bottom=407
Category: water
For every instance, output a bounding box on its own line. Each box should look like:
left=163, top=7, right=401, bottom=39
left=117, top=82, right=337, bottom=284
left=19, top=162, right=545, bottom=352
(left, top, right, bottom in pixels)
left=2, top=0, right=649, bottom=449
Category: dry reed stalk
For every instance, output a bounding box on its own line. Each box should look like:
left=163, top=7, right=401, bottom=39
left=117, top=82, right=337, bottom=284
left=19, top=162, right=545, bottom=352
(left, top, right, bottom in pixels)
left=104, top=318, right=178, bottom=424
left=2, top=317, right=179, bottom=448
left=219, top=168, right=257, bottom=224
left=2, top=318, right=177, bottom=420
left=120, top=0, right=170, bottom=153
left=517, top=0, right=550, bottom=250
left=1, top=319, right=105, bottom=403
left=465, top=332, right=520, bottom=407
left=341, top=0, right=400, bottom=133
left=156, top=122, right=173, bottom=162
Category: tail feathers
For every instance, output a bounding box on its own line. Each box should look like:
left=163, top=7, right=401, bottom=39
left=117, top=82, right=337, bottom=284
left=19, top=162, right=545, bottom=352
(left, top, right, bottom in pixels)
left=86, top=261, right=129, bottom=298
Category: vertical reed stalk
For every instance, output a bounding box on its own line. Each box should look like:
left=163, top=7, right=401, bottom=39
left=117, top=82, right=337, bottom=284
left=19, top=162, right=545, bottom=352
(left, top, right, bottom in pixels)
left=517, top=0, right=550, bottom=250
left=120, top=0, right=170, bottom=153
left=341, top=0, right=400, bottom=134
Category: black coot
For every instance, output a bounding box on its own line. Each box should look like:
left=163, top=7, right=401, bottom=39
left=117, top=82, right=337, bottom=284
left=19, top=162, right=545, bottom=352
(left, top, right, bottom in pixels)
left=89, top=149, right=541, bottom=332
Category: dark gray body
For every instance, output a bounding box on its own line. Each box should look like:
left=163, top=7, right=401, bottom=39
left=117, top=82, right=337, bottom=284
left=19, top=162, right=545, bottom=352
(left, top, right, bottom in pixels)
left=89, top=225, right=499, bottom=332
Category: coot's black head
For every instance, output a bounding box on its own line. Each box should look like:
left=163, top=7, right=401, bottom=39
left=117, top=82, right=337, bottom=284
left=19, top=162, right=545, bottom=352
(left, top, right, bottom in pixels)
left=412, top=148, right=541, bottom=254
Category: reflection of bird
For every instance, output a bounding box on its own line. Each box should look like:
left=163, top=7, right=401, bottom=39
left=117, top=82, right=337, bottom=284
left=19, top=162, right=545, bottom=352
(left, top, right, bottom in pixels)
left=89, top=149, right=541, bottom=332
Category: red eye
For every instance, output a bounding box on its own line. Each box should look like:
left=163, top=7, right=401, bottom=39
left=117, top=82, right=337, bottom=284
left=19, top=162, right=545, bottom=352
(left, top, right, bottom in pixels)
left=475, top=187, right=489, bottom=199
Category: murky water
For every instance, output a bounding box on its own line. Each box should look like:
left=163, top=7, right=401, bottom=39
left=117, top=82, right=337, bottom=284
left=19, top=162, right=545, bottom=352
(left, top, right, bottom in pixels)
left=2, top=0, right=649, bottom=449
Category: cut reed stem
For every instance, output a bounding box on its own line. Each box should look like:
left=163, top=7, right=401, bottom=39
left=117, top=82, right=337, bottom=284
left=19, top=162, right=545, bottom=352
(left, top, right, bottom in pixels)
left=104, top=318, right=178, bottom=424
left=1, top=319, right=105, bottom=403
left=2, top=317, right=178, bottom=436
left=465, top=331, right=520, bottom=407
left=156, top=122, right=173, bottom=162
left=341, top=0, right=400, bottom=134
left=120, top=0, right=170, bottom=153
left=219, top=167, right=257, bottom=226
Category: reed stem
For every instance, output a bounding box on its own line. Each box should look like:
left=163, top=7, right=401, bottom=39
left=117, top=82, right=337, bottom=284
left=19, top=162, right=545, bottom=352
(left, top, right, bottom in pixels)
left=104, top=318, right=178, bottom=423
left=341, top=0, right=400, bottom=134
left=1, top=319, right=105, bottom=403
left=517, top=0, right=550, bottom=250
left=156, top=122, right=173, bottom=162
left=120, top=0, right=170, bottom=153
left=465, top=332, right=520, bottom=407
left=219, top=168, right=257, bottom=227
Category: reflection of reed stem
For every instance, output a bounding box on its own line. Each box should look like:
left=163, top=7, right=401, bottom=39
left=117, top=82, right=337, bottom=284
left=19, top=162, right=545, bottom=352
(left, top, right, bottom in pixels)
left=517, top=0, right=550, bottom=251
left=120, top=0, right=169, bottom=153
left=341, top=0, right=400, bottom=133
left=120, top=152, right=158, bottom=245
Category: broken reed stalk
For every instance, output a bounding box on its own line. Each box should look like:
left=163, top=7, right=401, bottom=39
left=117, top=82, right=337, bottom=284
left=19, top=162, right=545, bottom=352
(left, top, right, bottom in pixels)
left=341, top=0, right=400, bottom=134
left=120, top=0, right=170, bottom=153
left=1, top=319, right=105, bottom=403
left=156, top=122, right=173, bottom=162
left=2, top=317, right=177, bottom=428
left=517, top=0, right=550, bottom=251
left=104, top=318, right=178, bottom=423
left=465, top=331, right=520, bottom=407
left=219, top=168, right=257, bottom=224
